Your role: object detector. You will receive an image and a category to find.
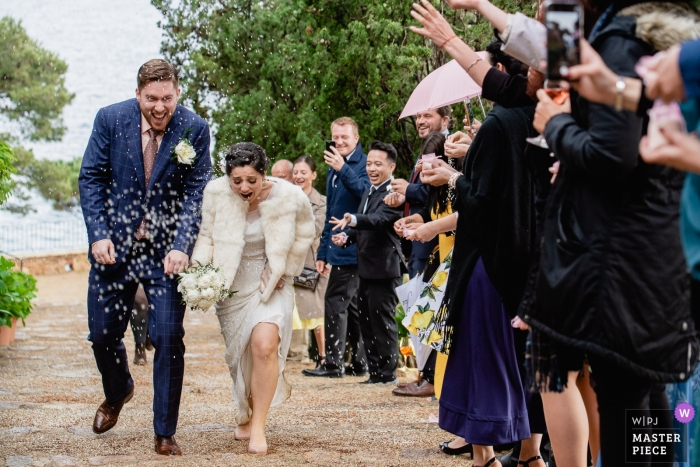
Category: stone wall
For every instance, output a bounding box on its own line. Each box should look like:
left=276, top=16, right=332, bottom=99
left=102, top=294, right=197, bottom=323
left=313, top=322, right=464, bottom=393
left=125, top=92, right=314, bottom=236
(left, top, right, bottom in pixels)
left=6, top=249, right=90, bottom=276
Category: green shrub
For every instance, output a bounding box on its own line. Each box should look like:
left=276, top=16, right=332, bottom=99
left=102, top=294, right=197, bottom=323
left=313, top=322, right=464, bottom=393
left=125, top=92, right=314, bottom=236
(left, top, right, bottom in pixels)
left=0, top=256, right=37, bottom=327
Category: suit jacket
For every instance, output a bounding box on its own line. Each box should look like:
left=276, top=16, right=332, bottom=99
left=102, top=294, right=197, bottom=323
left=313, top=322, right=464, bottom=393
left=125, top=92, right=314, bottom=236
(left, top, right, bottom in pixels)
left=191, top=177, right=315, bottom=303
left=345, top=179, right=404, bottom=280
left=79, top=98, right=212, bottom=271
left=318, top=144, right=370, bottom=266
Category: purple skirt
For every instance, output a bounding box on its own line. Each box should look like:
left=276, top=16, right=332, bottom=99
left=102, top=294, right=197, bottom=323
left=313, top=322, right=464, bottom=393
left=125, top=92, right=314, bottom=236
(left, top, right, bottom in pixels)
left=439, top=257, right=530, bottom=446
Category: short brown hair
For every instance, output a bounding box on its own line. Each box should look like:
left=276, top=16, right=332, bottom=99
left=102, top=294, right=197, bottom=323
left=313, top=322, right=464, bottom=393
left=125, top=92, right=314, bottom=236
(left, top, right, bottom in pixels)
left=331, top=117, right=359, bottom=136
left=137, top=59, right=179, bottom=89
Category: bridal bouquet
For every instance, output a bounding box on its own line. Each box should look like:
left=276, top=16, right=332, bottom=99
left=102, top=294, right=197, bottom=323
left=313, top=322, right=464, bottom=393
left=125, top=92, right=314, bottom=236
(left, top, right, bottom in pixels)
left=177, top=262, right=234, bottom=311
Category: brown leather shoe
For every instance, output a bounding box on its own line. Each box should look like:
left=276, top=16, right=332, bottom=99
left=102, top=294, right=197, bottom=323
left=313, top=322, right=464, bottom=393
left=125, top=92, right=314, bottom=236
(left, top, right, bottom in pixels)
left=92, top=385, right=134, bottom=433
left=391, top=379, right=435, bottom=397
left=155, top=435, right=182, bottom=456
left=133, top=343, right=147, bottom=365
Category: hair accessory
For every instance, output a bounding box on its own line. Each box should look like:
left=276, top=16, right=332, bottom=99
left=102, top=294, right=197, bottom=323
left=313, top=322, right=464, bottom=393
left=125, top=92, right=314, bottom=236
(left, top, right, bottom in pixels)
left=440, top=35, right=458, bottom=49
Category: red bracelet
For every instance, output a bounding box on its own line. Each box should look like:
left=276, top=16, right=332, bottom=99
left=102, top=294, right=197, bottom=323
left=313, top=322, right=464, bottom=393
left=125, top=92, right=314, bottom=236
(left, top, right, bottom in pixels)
left=439, top=35, right=457, bottom=48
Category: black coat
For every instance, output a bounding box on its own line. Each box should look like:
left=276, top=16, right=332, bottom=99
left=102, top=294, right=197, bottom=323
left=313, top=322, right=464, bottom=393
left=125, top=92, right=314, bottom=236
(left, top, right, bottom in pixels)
left=345, top=179, right=404, bottom=280
left=439, top=104, right=537, bottom=350
left=519, top=8, right=699, bottom=382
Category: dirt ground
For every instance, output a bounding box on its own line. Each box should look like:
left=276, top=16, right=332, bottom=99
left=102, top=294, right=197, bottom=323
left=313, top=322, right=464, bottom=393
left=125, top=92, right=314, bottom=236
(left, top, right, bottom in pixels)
left=0, top=271, right=477, bottom=466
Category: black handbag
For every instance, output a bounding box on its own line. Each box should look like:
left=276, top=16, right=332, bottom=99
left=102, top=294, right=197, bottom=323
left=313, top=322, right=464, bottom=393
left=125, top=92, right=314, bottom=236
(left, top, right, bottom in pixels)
left=293, top=267, right=320, bottom=291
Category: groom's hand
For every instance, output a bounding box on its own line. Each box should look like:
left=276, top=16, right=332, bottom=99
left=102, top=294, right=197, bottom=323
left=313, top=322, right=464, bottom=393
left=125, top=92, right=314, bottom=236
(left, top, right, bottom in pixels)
left=164, top=250, right=189, bottom=275
left=92, top=239, right=116, bottom=265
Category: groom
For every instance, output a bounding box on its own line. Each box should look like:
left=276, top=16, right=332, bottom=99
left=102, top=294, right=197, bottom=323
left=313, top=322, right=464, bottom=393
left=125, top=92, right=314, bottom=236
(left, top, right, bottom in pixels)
left=79, top=59, right=211, bottom=455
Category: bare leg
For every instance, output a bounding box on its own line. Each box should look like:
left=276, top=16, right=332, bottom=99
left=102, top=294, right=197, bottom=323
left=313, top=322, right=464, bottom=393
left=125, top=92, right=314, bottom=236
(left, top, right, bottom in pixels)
left=247, top=322, right=281, bottom=454
left=519, top=434, right=546, bottom=466
left=541, top=370, right=589, bottom=467
left=473, top=445, right=499, bottom=466
left=313, top=325, right=325, bottom=360
left=577, top=365, right=600, bottom=466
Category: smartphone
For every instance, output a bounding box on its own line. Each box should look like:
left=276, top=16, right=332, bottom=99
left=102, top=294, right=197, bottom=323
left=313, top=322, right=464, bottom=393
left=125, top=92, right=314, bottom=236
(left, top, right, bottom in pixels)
left=466, top=101, right=475, bottom=125
left=545, top=0, right=583, bottom=88
left=325, top=140, right=336, bottom=153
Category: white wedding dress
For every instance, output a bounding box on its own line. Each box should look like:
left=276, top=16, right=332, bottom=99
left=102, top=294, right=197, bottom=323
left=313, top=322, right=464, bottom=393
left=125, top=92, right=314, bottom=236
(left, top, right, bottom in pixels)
left=215, top=187, right=293, bottom=425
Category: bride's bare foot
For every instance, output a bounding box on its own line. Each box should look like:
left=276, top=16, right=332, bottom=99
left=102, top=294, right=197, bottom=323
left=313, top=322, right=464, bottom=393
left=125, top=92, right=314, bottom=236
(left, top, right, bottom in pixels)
left=248, top=429, right=267, bottom=454
left=234, top=423, right=251, bottom=440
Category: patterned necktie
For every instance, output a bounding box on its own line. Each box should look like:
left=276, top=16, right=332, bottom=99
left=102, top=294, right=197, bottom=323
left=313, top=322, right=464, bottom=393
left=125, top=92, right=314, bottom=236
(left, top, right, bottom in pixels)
left=143, top=128, right=162, bottom=186
left=135, top=128, right=163, bottom=240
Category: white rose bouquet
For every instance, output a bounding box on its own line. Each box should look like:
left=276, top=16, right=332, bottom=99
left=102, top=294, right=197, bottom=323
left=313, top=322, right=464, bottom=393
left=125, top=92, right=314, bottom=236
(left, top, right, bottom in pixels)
left=177, top=262, right=234, bottom=311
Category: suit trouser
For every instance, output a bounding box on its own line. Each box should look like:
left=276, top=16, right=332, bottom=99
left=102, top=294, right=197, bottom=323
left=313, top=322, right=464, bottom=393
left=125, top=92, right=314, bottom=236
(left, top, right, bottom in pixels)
left=358, top=277, right=402, bottom=381
left=87, top=239, right=186, bottom=437
left=323, top=265, right=366, bottom=370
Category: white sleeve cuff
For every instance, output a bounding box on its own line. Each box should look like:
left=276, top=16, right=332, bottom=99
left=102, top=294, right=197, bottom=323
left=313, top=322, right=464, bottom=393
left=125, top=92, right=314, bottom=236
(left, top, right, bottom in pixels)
left=350, top=215, right=358, bottom=227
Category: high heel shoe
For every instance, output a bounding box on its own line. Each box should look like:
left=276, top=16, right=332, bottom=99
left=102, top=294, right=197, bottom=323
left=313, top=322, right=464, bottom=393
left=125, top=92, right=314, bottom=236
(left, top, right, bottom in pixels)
left=476, top=457, right=498, bottom=467
left=518, top=455, right=543, bottom=466
left=439, top=439, right=473, bottom=456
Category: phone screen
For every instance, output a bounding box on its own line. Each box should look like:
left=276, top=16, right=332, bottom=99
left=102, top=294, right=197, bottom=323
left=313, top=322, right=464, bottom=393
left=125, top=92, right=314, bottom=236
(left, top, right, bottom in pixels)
left=546, top=2, right=582, bottom=85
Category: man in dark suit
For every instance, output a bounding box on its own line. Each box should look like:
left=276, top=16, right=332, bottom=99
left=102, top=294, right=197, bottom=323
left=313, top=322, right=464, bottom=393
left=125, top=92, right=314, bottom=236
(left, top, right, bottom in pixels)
left=302, top=117, right=370, bottom=378
left=79, top=59, right=211, bottom=455
left=330, top=141, right=403, bottom=384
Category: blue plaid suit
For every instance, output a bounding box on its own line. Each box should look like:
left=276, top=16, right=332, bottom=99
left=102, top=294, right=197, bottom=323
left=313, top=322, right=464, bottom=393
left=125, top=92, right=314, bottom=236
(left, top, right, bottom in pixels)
left=79, top=98, right=211, bottom=437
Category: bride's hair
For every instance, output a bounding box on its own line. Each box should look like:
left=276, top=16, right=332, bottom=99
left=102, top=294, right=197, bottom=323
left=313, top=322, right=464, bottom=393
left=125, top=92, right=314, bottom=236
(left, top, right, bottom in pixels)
left=224, top=142, right=270, bottom=176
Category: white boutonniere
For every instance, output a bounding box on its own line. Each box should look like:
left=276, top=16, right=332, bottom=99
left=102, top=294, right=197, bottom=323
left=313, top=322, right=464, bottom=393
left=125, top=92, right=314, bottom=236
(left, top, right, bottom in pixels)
left=386, top=176, right=394, bottom=192
left=172, top=127, right=196, bottom=165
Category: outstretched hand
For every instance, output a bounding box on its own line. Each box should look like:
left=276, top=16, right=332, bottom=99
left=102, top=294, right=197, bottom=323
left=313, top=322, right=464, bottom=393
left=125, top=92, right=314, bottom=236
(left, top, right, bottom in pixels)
left=384, top=192, right=406, bottom=208
left=330, top=213, right=352, bottom=231
left=410, top=0, right=458, bottom=47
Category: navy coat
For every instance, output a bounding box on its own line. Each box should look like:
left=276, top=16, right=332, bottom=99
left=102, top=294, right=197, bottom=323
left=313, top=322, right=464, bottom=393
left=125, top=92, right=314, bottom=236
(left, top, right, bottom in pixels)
left=79, top=98, right=212, bottom=273
left=318, top=144, right=370, bottom=266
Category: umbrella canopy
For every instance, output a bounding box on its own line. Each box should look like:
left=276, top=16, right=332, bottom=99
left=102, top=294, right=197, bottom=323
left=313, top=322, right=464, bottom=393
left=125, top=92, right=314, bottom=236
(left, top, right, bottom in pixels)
left=400, top=52, right=486, bottom=119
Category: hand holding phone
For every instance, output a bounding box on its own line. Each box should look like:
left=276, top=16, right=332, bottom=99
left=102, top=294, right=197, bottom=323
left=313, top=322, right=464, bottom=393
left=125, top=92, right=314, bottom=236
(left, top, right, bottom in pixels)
left=545, top=0, right=583, bottom=89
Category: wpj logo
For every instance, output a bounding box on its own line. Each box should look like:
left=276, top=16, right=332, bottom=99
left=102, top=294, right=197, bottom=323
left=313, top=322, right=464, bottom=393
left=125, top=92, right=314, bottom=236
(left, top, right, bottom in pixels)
left=626, top=408, right=689, bottom=463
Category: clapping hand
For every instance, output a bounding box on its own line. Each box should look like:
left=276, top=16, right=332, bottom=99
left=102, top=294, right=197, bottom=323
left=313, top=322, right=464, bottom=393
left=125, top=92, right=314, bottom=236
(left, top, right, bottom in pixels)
left=332, top=232, right=349, bottom=246
left=330, top=213, right=352, bottom=231
left=420, top=159, right=458, bottom=187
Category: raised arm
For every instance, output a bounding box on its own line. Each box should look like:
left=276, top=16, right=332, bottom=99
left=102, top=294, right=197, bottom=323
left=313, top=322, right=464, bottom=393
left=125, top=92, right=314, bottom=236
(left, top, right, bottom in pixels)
left=337, top=162, right=371, bottom=198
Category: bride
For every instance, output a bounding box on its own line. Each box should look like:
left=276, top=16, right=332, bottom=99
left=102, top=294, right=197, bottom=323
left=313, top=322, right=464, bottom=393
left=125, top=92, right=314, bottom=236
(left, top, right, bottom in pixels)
left=191, top=142, right=315, bottom=454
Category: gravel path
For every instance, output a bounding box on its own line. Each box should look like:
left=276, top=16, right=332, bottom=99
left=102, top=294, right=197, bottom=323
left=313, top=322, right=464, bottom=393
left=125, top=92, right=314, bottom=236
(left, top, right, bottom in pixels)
left=0, top=272, right=474, bottom=466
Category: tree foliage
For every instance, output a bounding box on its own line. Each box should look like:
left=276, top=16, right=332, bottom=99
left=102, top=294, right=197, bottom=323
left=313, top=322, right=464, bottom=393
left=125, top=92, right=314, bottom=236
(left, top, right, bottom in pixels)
left=0, top=141, right=16, bottom=206
left=3, top=146, right=81, bottom=213
left=152, top=0, right=535, bottom=185
left=0, top=16, right=74, bottom=142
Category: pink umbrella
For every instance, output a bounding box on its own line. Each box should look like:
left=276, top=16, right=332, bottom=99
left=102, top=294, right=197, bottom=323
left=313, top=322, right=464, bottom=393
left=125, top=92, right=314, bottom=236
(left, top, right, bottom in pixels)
left=400, top=52, right=487, bottom=119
